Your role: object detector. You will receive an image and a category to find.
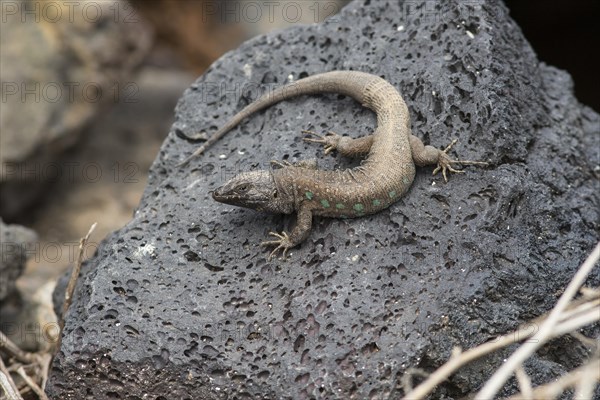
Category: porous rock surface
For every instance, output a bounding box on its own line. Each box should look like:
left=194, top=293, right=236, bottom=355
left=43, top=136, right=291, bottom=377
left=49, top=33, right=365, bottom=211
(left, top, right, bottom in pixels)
left=48, top=0, right=599, bottom=398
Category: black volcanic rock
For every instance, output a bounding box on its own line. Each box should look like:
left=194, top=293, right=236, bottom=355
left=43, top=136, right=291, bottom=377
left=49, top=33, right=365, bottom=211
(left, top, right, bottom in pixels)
left=0, top=218, right=37, bottom=301
left=48, top=1, right=599, bottom=399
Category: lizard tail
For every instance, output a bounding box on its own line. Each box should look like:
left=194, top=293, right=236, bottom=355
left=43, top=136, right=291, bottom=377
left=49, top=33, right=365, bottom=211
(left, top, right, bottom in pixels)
left=178, top=71, right=390, bottom=167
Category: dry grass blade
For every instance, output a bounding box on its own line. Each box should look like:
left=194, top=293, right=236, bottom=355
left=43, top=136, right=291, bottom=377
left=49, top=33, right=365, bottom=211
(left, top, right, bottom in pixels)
left=515, top=366, right=533, bottom=400
left=0, top=357, right=23, bottom=400
left=0, top=331, right=54, bottom=399
left=0, top=331, right=36, bottom=365
left=0, top=222, right=97, bottom=399
left=8, top=221, right=94, bottom=399
left=402, top=242, right=600, bottom=400
left=400, top=323, right=539, bottom=400
left=59, top=222, right=97, bottom=333
left=0, top=372, right=23, bottom=400
left=39, top=353, right=51, bottom=391
left=552, top=306, right=599, bottom=336
left=570, top=331, right=598, bottom=349
left=476, top=241, right=600, bottom=399
left=16, top=366, right=49, bottom=400
left=574, top=349, right=600, bottom=400
left=504, top=358, right=600, bottom=400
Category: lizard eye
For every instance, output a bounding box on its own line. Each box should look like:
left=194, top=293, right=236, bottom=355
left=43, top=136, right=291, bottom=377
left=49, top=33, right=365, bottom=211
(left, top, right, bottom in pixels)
left=237, top=184, right=249, bottom=192
left=272, top=190, right=278, bottom=198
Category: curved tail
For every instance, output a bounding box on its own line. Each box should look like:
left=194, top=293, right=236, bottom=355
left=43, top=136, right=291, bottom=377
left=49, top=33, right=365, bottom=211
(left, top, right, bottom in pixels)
left=178, top=71, right=389, bottom=167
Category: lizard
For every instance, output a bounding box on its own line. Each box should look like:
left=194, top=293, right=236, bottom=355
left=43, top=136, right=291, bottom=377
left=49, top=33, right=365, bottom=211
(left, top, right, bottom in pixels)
left=178, top=71, right=487, bottom=260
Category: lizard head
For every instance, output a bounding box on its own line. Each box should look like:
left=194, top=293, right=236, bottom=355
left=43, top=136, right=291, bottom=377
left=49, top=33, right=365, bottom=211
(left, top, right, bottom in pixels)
left=212, top=170, right=293, bottom=214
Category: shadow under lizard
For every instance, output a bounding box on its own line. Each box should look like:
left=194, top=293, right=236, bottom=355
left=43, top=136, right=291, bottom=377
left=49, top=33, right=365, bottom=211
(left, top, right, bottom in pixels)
left=178, top=71, right=487, bottom=260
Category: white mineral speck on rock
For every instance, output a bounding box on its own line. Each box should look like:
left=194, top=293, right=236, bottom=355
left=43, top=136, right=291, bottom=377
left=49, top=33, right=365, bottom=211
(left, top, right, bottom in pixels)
left=133, top=243, right=156, bottom=259
left=243, top=64, right=252, bottom=78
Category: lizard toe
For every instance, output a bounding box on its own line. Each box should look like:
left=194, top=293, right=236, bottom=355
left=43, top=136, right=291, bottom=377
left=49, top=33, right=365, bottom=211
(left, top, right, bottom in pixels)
left=260, top=240, right=281, bottom=247
left=302, top=130, right=325, bottom=140
left=324, top=145, right=336, bottom=155
left=270, top=160, right=292, bottom=168
left=434, top=153, right=466, bottom=182
left=303, top=130, right=340, bottom=155
left=442, top=138, right=459, bottom=154
left=262, top=231, right=293, bottom=260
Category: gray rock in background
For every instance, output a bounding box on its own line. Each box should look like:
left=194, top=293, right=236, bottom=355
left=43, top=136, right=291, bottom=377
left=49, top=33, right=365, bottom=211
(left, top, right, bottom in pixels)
left=0, top=0, right=151, bottom=218
left=48, top=0, right=599, bottom=399
left=0, top=218, right=37, bottom=302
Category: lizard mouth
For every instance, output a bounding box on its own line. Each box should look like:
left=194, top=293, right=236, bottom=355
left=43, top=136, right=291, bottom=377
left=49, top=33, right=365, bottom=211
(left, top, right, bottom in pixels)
left=211, top=189, right=236, bottom=203
left=212, top=189, right=268, bottom=208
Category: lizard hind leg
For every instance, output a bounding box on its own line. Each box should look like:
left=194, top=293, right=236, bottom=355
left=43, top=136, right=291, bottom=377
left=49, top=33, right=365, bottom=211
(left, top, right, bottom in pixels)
left=303, top=130, right=374, bottom=158
left=432, top=139, right=488, bottom=182
left=302, top=130, right=341, bottom=155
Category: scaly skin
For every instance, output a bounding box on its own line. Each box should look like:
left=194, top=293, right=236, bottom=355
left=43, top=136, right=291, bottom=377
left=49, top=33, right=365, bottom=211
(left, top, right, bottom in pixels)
left=180, top=71, right=487, bottom=260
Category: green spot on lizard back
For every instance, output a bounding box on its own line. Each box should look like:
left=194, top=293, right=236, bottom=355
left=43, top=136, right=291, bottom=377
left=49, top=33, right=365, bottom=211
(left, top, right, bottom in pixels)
left=336, top=203, right=345, bottom=209
left=388, top=190, right=397, bottom=199
left=320, top=199, right=330, bottom=208
left=353, top=203, right=364, bottom=213
left=305, top=191, right=313, bottom=200
left=372, top=199, right=381, bottom=207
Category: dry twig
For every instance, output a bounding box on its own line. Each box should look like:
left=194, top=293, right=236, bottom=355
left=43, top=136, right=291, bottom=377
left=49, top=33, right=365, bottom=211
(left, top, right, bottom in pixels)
left=0, top=357, right=23, bottom=400
left=476, top=241, right=600, bottom=399
left=16, top=366, right=49, bottom=400
left=402, top=242, right=600, bottom=400
left=505, top=358, right=599, bottom=400
left=60, top=222, right=97, bottom=333
left=515, top=366, right=533, bottom=400
left=0, top=331, right=36, bottom=365
left=0, top=223, right=97, bottom=399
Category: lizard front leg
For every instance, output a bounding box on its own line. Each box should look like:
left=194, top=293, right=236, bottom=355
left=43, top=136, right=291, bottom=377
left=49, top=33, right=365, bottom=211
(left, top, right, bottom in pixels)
left=261, top=205, right=313, bottom=260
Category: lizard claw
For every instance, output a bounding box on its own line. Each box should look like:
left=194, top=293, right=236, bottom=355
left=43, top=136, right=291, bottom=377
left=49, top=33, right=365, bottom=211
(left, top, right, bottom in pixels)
left=302, top=130, right=340, bottom=155
left=433, top=158, right=465, bottom=182
left=433, top=139, right=488, bottom=182
left=261, top=231, right=293, bottom=260
left=270, top=160, right=292, bottom=169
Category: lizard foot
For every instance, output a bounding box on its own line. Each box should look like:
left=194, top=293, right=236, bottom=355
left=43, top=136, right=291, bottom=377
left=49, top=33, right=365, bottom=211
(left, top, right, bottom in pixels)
left=261, top=231, right=293, bottom=261
left=433, top=139, right=488, bottom=182
left=302, top=130, right=341, bottom=155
